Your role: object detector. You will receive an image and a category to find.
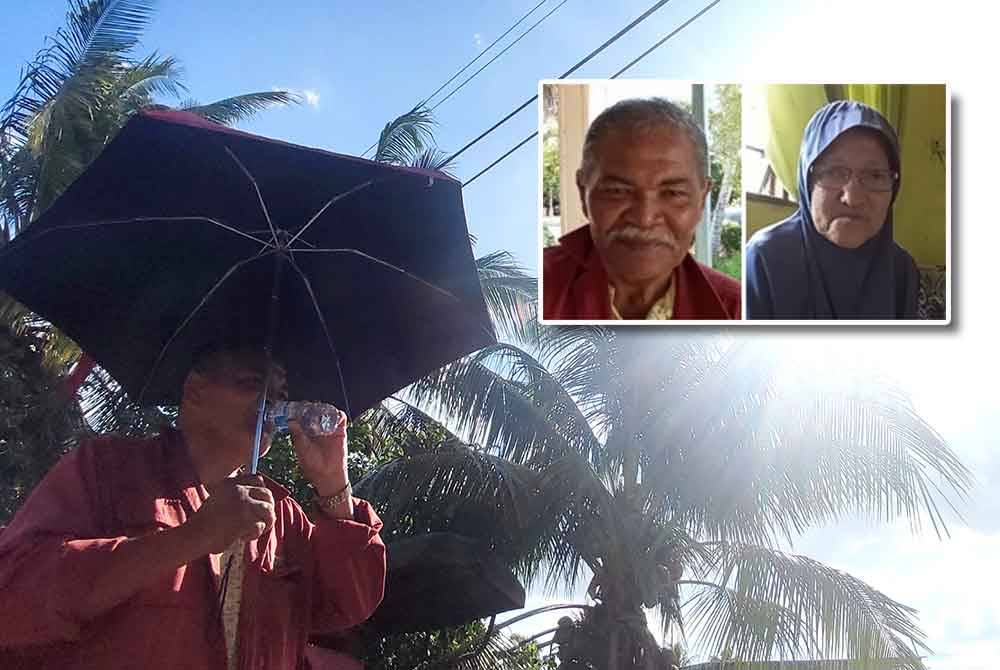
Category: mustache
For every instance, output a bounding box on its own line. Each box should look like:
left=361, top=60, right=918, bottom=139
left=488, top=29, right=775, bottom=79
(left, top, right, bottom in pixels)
left=607, top=225, right=678, bottom=247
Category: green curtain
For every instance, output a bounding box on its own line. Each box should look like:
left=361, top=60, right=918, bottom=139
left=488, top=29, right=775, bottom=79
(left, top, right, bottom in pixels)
left=764, top=85, right=827, bottom=200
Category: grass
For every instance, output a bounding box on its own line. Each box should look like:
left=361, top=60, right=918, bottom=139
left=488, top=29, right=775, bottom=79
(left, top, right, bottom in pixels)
left=713, top=252, right=742, bottom=281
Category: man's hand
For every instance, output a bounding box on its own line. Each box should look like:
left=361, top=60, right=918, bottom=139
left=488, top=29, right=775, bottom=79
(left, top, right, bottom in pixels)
left=186, top=475, right=276, bottom=554
left=288, top=408, right=349, bottom=496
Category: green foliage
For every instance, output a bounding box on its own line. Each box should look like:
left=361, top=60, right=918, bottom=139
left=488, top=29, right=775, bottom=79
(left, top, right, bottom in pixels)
left=543, top=225, right=558, bottom=248
left=709, top=158, right=724, bottom=208
left=362, top=618, right=553, bottom=670
left=0, top=320, right=84, bottom=523
left=542, top=129, right=560, bottom=215
left=709, top=84, right=742, bottom=203
left=712, top=252, right=741, bottom=282
left=719, top=222, right=742, bottom=257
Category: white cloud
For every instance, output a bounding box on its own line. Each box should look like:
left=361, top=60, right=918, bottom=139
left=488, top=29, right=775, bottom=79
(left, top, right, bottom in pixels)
left=473, top=32, right=482, bottom=47
left=302, top=89, right=320, bottom=108
left=271, top=86, right=321, bottom=109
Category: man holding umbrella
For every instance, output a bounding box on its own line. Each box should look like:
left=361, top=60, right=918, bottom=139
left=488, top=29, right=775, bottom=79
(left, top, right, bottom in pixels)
left=0, top=343, right=385, bottom=669
left=0, top=111, right=497, bottom=668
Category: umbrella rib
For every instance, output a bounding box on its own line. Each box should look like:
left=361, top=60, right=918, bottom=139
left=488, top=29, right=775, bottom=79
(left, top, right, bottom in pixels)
left=287, top=179, right=376, bottom=248
left=285, top=258, right=353, bottom=418
left=137, top=249, right=280, bottom=403
left=223, top=146, right=280, bottom=246
left=291, top=247, right=460, bottom=302
left=0, top=217, right=274, bottom=253
left=249, top=230, right=316, bottom=249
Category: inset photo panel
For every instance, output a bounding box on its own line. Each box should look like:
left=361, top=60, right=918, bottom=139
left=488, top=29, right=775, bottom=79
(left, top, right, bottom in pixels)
left=539, top=80, right=743, bottom=324
left=743, top=83, right=949, bottom=323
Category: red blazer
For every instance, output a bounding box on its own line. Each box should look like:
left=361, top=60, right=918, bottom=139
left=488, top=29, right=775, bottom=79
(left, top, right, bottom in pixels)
left=543, top=226, right=742, bottom=320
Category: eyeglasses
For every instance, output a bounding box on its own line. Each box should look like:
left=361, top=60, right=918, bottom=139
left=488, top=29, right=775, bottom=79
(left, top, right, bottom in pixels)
left=810, top=165, right=898, bottom=192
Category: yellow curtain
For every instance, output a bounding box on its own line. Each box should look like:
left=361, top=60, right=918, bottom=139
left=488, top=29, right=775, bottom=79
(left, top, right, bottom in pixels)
left=764, top=85, right=828, bottom=200
left=842, top=84, right=904, bottom=133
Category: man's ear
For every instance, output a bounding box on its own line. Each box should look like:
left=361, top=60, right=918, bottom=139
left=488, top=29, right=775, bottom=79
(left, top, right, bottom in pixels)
left=576, top=168, right=589, bottom=220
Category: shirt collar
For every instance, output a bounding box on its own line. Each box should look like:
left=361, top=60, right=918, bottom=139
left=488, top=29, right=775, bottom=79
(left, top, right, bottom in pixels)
left=608, top=273, right=676, bottom=320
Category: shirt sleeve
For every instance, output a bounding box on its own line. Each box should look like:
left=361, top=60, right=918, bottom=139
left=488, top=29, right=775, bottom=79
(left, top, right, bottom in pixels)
left=0, top=443, right=129, bottom=645
left=745, top=241, right=774, bottom=319
left=306, top=497, right=386, bottom=633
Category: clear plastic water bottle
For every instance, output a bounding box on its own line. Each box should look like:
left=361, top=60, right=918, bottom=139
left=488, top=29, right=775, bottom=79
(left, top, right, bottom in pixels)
left=266, top=401, right=342, bottom=437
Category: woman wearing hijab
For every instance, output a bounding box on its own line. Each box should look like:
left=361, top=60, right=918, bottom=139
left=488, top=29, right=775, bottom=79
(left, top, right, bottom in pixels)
left=746, top=100, right=920, bottom=319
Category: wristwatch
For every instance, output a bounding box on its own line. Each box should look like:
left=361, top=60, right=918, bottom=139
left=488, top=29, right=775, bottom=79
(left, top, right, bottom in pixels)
left=314, top=482, right=351, bottom=515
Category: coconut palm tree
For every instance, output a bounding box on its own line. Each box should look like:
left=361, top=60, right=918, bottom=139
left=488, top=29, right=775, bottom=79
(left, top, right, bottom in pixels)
left=356, top=311, right=971, bottom=669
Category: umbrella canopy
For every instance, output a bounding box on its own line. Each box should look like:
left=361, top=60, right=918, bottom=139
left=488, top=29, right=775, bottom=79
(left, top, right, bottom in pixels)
left=0, top=110, right=495, bottom=417
left=367, top=533, right=526, bottom=633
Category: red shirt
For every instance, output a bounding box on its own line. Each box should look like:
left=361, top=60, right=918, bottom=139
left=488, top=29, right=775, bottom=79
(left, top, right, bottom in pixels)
left=0, top=429, right=385, bottom=669
left=543, top=226, right=742, bottom=320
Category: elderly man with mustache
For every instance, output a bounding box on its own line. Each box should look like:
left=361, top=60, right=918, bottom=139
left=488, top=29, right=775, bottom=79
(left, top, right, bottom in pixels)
left=543, top=97, right=741, bottom=321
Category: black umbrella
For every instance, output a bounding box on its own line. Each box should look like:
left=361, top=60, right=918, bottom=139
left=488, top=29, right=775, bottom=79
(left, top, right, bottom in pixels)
left=0, top=109, right=495, bottom=466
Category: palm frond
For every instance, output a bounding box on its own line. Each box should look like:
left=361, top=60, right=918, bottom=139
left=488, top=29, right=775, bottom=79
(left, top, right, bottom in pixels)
left=63, top=0, right=156, bottom=65
left=422, top=621, right=553, bottom=670
left=364, top=397, right=464, bottom=458
left=411, top=147, right=457, bottom=177
left=180, top=90, right=301, bottom=125
left=632, top=340, right=970, bottom=545
left=374, top=105, right=436, bottom=166
left=77, top=362, right=174, bottom=435
left=404, top=342, right=604, bottom=471
left=475, top=250, right=537, bottom=346
left=0, top=0, right=155, bottom=149
left=353, top=445, right=553, bottom=562
left=110, top=54, right=186, bottom=114
left=0, top=146, right=39, bottom=240
left=684, top=544, right=928, bottom=668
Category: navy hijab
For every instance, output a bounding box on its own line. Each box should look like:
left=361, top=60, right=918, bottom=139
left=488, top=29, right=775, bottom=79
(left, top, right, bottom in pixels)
left=746, top=100, right=919, bottom=319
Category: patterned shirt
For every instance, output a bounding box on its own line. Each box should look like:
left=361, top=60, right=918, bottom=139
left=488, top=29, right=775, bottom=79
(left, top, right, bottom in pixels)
left=609, top=274, right=676, bottom=320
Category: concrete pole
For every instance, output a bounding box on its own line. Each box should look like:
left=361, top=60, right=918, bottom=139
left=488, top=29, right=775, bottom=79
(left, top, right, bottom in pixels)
left=691, top=83, right=712, bottom=264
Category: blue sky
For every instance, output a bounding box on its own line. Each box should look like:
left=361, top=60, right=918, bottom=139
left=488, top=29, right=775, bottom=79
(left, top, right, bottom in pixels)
left=2, top=1, right=997, bottom=668
left=2, top=0, right=769, bottom=269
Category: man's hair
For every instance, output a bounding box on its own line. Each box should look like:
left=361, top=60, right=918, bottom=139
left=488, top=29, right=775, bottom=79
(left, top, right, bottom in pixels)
left=189, top=341, right=280, bottom=379
left=579, top=97, right=708, bottom=180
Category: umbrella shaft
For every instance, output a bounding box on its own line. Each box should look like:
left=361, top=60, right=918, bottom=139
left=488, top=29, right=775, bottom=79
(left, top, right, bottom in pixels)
left=250, top=255, right=287, bottom=474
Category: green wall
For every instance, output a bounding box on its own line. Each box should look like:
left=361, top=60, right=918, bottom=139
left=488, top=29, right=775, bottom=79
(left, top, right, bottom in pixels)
left=893, top=84, right=947, bottom=267
left=746, top=194, right=797, bottom=241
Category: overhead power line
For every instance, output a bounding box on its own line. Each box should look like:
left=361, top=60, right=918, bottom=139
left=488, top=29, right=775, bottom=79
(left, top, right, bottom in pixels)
left=361, top=0, right=556, bottom=158
left=462, top=0, right=724, bottom=188
left=444, top=0, right=680, bottom=170
left=429, top=0, right=572, bottom=113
